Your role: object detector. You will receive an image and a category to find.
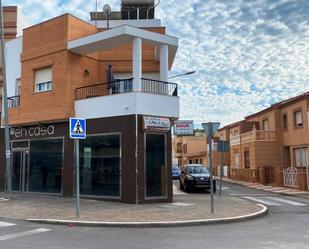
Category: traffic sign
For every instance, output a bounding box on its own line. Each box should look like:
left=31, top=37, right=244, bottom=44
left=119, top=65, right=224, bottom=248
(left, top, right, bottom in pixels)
left=202, top=122, right=220, bottom=136
left=70, top=118, right=86, bottom=139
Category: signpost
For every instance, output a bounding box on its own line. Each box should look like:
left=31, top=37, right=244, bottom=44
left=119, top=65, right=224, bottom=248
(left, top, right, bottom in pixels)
left=202, top=122, right=220, bottom=214
left=69, top=118, right=86, bottom=218
left=217, top=140, right=230, bottom=196
left=174, top=120, right=194, bottom=135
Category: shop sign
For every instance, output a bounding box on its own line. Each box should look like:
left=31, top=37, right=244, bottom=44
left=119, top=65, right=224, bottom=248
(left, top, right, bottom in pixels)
left=143, top=116, right=170, bottom=131
left=10, top=125, right=55, bottom=139
left=174, top=120, right=194, bottom=135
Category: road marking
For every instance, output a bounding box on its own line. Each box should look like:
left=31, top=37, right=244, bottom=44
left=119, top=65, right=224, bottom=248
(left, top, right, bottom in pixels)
left=242, top=196, right=281, bottom=206
left=0, top=228, right=51, bottom=241
left=263, top=197, right=307, bottom=206
left=0, top=197, right=9, bottom=202
left=0, top=221, right=16, bottom=228
left=229, top=193, right=278, bottom=196
left=173, top=184, right=187, bottom=195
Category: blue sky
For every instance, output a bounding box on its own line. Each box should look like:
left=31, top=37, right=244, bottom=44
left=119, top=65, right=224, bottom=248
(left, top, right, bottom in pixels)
left=4, top=0, right=309, bottom=126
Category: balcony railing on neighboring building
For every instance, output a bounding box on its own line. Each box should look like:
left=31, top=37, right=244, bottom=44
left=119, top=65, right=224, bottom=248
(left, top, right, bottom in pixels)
left=7, top=95, right=20, bottom=108
left=75, top=78, right=178, bottom=100
left=230, top=129, right=276, bottom=146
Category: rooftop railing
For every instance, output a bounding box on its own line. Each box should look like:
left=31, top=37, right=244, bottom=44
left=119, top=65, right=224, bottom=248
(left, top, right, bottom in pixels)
left=75, top=78, right=178, bottom=100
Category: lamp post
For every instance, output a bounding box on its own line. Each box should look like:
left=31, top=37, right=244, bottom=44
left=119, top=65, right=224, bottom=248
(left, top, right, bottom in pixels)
left=168, top=70, right=196, bottom=79
left=0, top=0, right=12, bottom=194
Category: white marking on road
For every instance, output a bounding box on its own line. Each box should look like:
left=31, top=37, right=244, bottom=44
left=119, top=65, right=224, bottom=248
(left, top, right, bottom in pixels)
left=242, top=196, right=281, bottom=206
left=263, top=197, right=307, bottom=206
left=0, top=197, right=9, bottom=202
left=229, top=194, right=278, bottom=196
left=173, top=184, right=187, bottom=195
left=0, top=228, right=51, bottom=241
left=0, top=221, right=16, bottom=228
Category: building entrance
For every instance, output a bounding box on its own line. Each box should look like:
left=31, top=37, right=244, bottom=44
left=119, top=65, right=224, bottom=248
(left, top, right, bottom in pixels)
left=12, top=149, right=29, bottom=192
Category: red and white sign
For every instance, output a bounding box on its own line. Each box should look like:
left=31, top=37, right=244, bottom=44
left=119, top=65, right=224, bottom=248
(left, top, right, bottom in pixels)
left=174, top=120, right=194, bottom=135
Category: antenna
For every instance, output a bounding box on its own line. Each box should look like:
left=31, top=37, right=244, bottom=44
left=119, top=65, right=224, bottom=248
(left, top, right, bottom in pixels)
left=103, top=4, right=112, bottom=29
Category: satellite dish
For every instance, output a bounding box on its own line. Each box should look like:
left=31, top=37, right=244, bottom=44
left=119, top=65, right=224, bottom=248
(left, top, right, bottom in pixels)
left=103, top=4, right=111, bottom=14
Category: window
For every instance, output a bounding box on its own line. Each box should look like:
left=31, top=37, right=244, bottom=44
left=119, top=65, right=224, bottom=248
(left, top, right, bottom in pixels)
left=145, top=133, right=166, bottom=197
left=189, top=159, right=193, bottom=164
left=183, top=144, right=187, bottom=154
left=294, top=110, right=303, bottom=127
left=200, top=159, right=203, bottom=164
left=195, top=159, right=198, bottom=164
left=283, top=114, right=288, bottom=130
left=79, top=134, right=121, bottom=196
left=35, top=67, right=52, bottom=93
left=262, top=119, right=269, bottom=130
left=234, top=130, right=239, bottom=136
left=244, top=150, right=250, bottom=169
left=234, top=152, right=240, bottom=169
left=294, top=148, right=309, bottom=167
left=15, top=78, right=21, bottom=96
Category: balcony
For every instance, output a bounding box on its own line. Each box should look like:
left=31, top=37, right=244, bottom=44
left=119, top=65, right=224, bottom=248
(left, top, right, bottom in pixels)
left=0, top=95, right=20, bottom=109
left=75, top=78, right=179, bottom=120
left=76, top=78, right=178, bottom=100
left=230, top=129, right=276, bottom=146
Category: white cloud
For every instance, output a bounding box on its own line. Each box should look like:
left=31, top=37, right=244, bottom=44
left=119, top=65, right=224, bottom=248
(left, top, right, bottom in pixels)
left=3, top=0, right=309, bottom=127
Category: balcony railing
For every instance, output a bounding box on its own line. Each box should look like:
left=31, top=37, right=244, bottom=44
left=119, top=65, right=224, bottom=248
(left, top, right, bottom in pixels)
left=230, top=129, right=276, bottom=146
left=76, top=78, right=133, bottom=100
left=75, top=78, right=178, bottom=100
left=141, top=78, right=178, bottom=96
left=7, top=95, right=20, bottom=108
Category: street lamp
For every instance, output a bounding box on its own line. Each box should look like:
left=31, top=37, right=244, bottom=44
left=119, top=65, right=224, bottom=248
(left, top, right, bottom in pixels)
left=0, top=0, right=12, bottom=194
left=168, top=70, right=196, bottom=79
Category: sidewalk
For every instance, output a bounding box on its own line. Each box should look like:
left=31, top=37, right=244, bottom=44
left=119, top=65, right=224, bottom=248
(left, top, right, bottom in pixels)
left=0, top=192, right=267, bottom=227
left=222, top=177, right=309, bottom=195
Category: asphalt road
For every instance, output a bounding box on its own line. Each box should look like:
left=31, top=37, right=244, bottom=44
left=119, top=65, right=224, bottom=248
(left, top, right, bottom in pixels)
left=0, top=181, right=309, bottom=249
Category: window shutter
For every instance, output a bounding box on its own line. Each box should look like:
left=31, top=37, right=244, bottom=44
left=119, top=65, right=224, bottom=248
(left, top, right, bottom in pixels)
left=35, top=67, right=52, bottom=84
left=295, top=111, right=302, bottom=125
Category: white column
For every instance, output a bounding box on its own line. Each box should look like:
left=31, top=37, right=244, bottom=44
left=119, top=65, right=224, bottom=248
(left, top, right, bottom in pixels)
left=133, top=37, right=142, bottom=92
left=160, top=44, right=169, bottom=82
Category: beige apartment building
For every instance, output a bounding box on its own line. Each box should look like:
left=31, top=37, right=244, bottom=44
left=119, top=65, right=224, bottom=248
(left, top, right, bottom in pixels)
left=224, top=91, right=309, bottom=191
left=173, top=130, right=230, bottom=175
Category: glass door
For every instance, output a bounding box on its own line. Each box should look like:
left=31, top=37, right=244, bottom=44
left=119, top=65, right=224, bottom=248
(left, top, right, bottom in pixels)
left=12, top=150, right=29, bottom=192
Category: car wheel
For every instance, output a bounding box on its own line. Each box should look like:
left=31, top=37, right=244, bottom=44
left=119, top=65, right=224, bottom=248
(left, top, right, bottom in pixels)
left=183, top=182, right=190, bottom=193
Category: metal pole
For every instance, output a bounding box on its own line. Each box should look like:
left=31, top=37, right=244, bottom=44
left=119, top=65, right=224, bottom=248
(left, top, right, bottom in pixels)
left=219, top=143, right=224, bottom=196
left=95, top=0, right=98, bottom=27
left=75, top=139, right=80, bottom=218
left=0, top=1, right=12, bottom=194
left=207, top=123, right=214, bottom=213
left=135, top=114, right=139, bottom=205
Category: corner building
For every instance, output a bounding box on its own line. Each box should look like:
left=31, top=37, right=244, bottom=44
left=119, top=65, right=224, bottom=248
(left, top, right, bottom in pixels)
left=0, top=1, right=180, bottom=203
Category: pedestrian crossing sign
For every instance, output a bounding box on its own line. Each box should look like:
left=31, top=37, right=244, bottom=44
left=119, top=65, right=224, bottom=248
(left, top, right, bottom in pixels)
left=70, top=118, right=86, bottom=139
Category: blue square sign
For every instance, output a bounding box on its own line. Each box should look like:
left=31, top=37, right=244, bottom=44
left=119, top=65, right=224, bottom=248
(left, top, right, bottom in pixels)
left=70, top=118, right=86, bottom=139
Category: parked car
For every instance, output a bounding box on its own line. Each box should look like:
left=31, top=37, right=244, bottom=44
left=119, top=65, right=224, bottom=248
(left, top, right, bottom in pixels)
left=172, top=165, right=181, bottom=179
left=179, top=164, right=216, bottom=192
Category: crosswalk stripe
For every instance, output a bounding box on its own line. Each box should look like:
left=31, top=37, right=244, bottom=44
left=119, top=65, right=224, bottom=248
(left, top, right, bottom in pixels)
left=0, top=221, right=16, bottom=228
left=263, top=197, right=307, bottom=206
left=242, top=196, right=281, bottom=206
left=0, top=228, right=51, bottom=241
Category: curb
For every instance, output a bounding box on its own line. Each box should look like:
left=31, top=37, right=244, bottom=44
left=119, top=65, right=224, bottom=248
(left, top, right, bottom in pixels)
left=26, top=204, right=268, bottom=228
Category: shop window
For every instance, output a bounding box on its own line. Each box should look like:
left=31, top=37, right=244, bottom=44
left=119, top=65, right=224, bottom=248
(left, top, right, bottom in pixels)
left=294, top=148, right=309, bottom=167
left=282, top=114, right=288, bottom=130
left=145, top=133, right=166, bottom=198
left=35, top=67, right=52, bottom=93
left=28, top=139, right=63, bottom=193
left=79, top=134, right=121, bottom=197
left=244, top=150, right=250, bottom=169
left=294, top=110, right=303, bottom=127
left=234, top=152, right=240, bottom=169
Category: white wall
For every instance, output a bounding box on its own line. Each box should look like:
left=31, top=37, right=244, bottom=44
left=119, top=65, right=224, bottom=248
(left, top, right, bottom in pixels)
left=5, top=36, right=22, bottom=97
left=75, top=92, right=179, bottom=119
left=114, top=72, right=160, bottom=80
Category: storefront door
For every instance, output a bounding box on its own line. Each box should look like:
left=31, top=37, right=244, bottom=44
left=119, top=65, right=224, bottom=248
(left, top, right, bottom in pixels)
left=12, top=149, right=29, bottom=192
